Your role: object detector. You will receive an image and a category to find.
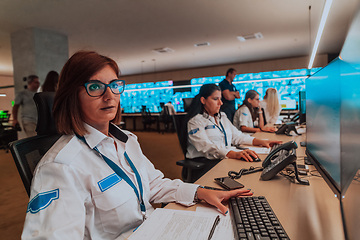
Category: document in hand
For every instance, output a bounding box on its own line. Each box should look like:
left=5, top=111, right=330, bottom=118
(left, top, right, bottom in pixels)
left=128, top=208, right=233, bottom=240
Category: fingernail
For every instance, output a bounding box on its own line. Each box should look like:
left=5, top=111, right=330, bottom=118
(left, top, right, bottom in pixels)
left=247, top=188, right=251, bottom=191
left=225, top=210, right=228, bottom=215
left=252, top=192, right=254, bottom=194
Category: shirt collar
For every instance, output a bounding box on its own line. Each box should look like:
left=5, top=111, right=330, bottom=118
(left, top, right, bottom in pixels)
left=202, top=111, right=221, bottom=122
left=83, top=123, right=128, bottom=149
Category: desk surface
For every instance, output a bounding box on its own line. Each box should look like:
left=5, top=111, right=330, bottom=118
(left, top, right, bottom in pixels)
left=166, top=130, right=344, bottom=240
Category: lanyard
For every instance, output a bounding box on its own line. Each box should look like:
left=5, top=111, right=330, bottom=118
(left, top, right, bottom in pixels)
left=77, top=135, right=146, bottom=214
left=208, top=118, right=228, bottom=146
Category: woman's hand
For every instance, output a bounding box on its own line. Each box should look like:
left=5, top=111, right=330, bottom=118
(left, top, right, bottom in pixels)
left=226, top=149, right=259, bottom=162
left=253, top=139, right=282, bottom=148
left=196, top=188, right=253, bottom=215
left=260, top=126, right=276, bottom=133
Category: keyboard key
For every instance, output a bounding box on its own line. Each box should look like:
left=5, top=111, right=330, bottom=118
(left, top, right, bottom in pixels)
left=246, top=232, right=255, bottom=240
left=239, top=233, right=247, bottom=238
left=255, top=233, right=271, bottom=240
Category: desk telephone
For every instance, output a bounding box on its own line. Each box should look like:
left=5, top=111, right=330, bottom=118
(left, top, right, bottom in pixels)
left=261, top=141, right=309, bottom=185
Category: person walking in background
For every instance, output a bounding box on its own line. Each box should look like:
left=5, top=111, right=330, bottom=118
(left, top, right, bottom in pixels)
left=41, top=70, right=59, bottom=92
left=12, top=75, right=40, bottom=137
left=219, top=68, right=240, bottom=123
left=260, top=88, right=282, bottom=124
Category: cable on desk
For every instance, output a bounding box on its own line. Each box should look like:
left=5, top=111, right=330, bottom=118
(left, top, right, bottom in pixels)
left=228, top=166, right=263, bottom=179
left=309, top=170, right=322, bottom=178
left=280, top=170, right=295, bottom=183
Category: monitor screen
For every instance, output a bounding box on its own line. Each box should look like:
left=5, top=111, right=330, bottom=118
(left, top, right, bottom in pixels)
left=306, top=58, right=342, bottom=195
left=279, top=99, right=296, bottom=110
left=298, top=91, right=306, bottom=114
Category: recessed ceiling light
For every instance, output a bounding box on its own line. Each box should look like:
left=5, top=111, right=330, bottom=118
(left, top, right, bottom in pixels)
left=152, top=47, right=174, bottom=54
left=195, top=42, right=210, bottom=47
left=237, top=32, right=264, bottom=42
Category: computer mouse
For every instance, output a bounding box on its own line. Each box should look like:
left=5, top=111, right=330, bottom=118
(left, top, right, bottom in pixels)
left=241, top=155, right=261, bottom=162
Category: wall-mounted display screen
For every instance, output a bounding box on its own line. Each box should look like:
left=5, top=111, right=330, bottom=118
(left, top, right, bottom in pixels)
left=120, top=68, right=321, bottom=113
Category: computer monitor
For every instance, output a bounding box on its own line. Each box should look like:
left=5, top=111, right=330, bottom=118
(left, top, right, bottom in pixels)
left=306, top=56, right=360, bottom=240
left=279, top=99, right=296, bottom=110
left=298, top=90, right=306, bottom=124
left=183, top=98, right=193, bottom=112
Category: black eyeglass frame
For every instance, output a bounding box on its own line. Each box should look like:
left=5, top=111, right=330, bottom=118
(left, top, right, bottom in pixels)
left=84, top=79, right=125, bottom=97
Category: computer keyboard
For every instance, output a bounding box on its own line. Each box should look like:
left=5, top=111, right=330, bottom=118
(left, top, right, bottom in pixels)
left=229, top=196, right=290, bottom=240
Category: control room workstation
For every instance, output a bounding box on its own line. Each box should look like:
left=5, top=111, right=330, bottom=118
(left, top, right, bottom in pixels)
left=161, top=15, right=360, bottom=239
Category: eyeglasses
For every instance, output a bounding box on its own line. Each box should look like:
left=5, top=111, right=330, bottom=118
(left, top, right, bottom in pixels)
left=84, top=80, right=125, bottom=97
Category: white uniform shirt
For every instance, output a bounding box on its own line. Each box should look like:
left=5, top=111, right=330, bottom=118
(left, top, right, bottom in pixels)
left=14, top=89, right=38, bottom=123
left=164, top=102, right=176, bottom=115
left=260, top=101, right=282, bottom=124
left=22, top=123, right=198, bottom=240
left=186, top=112, right=254, bottom=159
left=233, top=105, right=254, bottom=130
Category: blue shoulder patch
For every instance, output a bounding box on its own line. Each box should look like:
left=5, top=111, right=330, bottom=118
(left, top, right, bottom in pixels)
left=189, top=128, right=199, bottom=135
left=205, top=125, right=216, bottom=130
left=98, top=173, right=122, bottom=192
left=27, top=189, right=59, bottom=214
left=242, top=112, right=248, bottom=116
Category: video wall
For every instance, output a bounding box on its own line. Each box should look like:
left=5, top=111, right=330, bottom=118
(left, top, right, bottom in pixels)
left=120, top=68, right=321, bottom=113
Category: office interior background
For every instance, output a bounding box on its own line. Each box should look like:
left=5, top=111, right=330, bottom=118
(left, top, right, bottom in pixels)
left=1, top=0, right=360, bottom=239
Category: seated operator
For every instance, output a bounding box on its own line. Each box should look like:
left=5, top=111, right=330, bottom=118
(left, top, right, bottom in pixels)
left=186, top=84, right=281, bottom=163
left=21, top=51, right=253, bottom=240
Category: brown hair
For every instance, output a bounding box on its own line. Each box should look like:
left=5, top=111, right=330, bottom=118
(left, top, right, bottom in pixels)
left=42, top=70, right=59, bottom=92
left=226, top=68, right=236, bottom=77
left=241, top=90, right=260, bottom=121
left=53, top=51, right=121, bottom=136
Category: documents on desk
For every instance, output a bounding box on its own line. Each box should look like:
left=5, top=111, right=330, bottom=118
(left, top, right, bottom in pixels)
left=128, top=208, right=235, bottom=240
left=238, top=146, right=270, bottom=155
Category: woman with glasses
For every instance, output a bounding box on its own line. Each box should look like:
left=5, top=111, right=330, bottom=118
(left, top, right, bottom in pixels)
left=21, top=51, right=253, bottom=240
left=233, top=90, right=276, bottom=133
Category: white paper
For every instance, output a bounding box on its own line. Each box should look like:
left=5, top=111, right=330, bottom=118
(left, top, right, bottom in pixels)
left=244, top=146, right=270, bottom=154
left=196, top=206, right=236, bottom=240
left=128, top=208, right=220, bottom=240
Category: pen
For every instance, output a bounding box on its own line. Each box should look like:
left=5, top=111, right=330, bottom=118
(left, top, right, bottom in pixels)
left=208, top=215, right=220, bottom=240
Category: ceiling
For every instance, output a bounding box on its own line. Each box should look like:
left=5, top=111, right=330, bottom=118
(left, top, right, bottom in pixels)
left=0, top=0, right=359, bottom=77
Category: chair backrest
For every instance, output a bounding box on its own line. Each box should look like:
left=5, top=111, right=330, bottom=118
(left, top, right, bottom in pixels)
left=9, top=134, right=61, bottom=196
left=34, top=92, right=58, bottom=135
left=172, top=114, right=188, bottom=157
left=9, top=92, right=61, bottom=197
left=160, top=106, right=171, bottom=121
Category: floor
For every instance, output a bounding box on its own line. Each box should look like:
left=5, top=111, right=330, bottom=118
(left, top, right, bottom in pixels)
left=0, top=131, right=183, bottom=239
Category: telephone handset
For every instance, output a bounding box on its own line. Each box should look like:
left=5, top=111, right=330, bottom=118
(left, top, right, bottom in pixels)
left=275, top=122, right=301, bottom=136
left=262, top=141, right=298, bottom=168
left=260, top=141, right=309, bottom=185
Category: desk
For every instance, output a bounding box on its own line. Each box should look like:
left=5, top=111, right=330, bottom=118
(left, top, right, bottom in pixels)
left=121, top=112, right=186, bottom=131
left=166, top=131, right=344, bottom=240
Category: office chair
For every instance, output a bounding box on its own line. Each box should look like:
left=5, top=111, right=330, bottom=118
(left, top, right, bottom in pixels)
left=173, top=115, right=221, bottom=183
left=9, top=92, right=61, bottom=197
left=158, top=106, right=173, bottom=133
left=141, top=108, right=156, bottom=131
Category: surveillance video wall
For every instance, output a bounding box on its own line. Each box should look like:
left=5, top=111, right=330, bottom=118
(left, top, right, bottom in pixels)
left=120, top=67, right=321, bottom=113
